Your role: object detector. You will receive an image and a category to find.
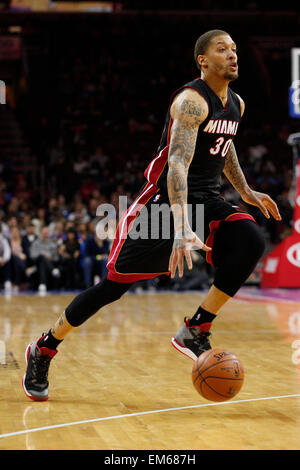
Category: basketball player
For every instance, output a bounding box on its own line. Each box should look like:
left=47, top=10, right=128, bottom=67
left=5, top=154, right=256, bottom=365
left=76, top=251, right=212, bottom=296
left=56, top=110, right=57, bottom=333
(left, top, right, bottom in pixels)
left=22, top=30, right=281, bottom=401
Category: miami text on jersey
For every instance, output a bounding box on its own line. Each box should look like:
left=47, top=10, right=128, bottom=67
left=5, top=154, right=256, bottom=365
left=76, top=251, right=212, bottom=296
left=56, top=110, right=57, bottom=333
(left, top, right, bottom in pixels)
left=203, top=119, right=239, bottom=135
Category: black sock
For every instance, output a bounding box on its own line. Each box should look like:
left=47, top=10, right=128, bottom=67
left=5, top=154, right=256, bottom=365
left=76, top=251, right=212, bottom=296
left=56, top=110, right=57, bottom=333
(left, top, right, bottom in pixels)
left=38, top=330, right=63, bottom=350
left=189, top=306, right=216, bottom=331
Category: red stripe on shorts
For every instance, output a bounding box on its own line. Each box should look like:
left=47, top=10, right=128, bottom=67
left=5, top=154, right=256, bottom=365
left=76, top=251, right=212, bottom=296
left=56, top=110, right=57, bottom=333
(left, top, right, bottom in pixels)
left=107, top=182, right=169, bottom=283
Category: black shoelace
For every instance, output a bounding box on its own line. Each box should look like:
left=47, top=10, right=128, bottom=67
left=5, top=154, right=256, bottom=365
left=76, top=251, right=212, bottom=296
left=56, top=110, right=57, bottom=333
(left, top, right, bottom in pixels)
left=32, top=354, right=51, bottom=384
left=194, top=331, right=211, bottom=349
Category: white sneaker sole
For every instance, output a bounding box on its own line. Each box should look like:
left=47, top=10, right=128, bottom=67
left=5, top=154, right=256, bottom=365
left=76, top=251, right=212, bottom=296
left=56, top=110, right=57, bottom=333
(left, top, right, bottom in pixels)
left=171, top=337, right=197, bottom=361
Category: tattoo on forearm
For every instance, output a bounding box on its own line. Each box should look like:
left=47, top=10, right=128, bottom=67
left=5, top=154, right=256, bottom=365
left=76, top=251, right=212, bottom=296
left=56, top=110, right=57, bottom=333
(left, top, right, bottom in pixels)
left=223, top=142, right=249, bottom=195
left=169, top=128, right=198, bottom=167
left=167, top=98, right=204, bottom=234
left=172, top=171, right=187, bottom=193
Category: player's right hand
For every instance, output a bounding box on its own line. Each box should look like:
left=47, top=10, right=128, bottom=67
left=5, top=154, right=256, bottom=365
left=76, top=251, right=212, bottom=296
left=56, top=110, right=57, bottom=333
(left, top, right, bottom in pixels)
left=168, top=230, right=211, bottom=278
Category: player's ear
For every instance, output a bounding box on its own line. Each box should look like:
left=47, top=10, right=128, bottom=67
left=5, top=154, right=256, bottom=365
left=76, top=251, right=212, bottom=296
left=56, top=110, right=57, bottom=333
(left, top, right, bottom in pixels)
left=197, top=54, right=207, bottom=70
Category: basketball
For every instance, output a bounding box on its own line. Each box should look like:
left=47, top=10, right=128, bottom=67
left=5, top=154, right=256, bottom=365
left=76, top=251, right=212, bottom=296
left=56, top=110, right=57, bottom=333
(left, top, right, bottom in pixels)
left=192, top=348, right=244, bottom=402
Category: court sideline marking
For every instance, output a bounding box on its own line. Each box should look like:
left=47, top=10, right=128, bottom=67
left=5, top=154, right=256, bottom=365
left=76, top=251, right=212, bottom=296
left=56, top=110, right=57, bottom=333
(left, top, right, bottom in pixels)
left=1, top=393, right=300, bottom=440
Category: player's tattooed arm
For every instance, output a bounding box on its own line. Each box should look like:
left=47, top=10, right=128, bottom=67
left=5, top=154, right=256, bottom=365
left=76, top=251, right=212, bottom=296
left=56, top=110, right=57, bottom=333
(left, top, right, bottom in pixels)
left=167, top=89, right=208, bottom=236
left=223, top=141, right=250, bottom=198
left=167, top=89, right=211, bottom=278
left=224, top=141, right=281, bottom=221
left=223, top=94, right=246, bottom=194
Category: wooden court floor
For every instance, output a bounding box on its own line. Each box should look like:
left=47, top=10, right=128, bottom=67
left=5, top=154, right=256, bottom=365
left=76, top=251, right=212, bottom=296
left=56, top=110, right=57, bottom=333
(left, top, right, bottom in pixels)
left=0, top=288, right=300, bottom=450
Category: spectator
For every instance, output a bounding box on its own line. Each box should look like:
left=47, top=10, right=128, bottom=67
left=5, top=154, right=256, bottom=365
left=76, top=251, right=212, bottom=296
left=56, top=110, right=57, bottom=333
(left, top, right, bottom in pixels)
left=6, top=197, right=21, bottom=219
left=22, top=222, right=38, bottom=269
left=90, top=146, right=108, bottom=169
left=19, top=213, right=33, bottom=237
left=73, top=155, right=90, bottom=175
left=82, top=228, right=110, bottom=287
left=6, top=216, right=19, bottom=239
left=48, top=198, right=62, bottom=224
left=77, top=222, right=88, bottom=243
left=32, top=207, right=47, bottom=235
left=57, top=194, right=69, bottom=218
left=58, top=227, right=81, bottom=289
left=30, top=226, right=60, bottom=294
left=0, top=225, right=12, bottom=292
left=68, top=201, right=90, bottom=224
left=80, top=177, right=98, bottom=203
left=0, top=210, right=10, bottom=239
left=50, top=220, right=65, bottom=246
left=14, top=175, right=33, bottom=204
left=10, top=227, right=27, bottom=291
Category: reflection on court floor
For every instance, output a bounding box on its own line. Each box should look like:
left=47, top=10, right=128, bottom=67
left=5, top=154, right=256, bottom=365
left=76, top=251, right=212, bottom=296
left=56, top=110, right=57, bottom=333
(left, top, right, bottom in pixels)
left=0, top=287, right=300, bottom=450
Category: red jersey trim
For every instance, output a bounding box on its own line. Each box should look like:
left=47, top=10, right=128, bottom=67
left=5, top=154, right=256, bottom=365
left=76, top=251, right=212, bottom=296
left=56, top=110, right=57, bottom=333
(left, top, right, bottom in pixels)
left=144, top=144, right=170, bottom=186
left=107, top=182, right=161, bottom=280
left=143, top=80, right=211, bottom=188
left=107, top=270, right=170, bottom=283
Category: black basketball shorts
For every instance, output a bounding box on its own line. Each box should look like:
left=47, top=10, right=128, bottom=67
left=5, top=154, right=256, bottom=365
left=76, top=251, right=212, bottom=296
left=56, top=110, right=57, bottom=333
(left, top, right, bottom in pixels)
left=107, top=181, right=256, bottom=283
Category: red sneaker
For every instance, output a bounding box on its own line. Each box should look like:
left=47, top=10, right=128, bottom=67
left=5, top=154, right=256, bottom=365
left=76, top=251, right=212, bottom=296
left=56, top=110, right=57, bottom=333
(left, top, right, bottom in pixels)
left=22, top=335, right=57, bottom=401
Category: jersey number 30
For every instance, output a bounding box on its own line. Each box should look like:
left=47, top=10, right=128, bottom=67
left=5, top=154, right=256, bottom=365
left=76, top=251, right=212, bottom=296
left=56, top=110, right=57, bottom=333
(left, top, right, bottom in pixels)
left=210, top=137, right=232, bottom=157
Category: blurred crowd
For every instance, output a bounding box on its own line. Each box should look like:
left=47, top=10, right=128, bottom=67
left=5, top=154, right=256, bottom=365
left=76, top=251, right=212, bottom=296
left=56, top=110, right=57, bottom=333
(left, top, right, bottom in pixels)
left=0, top=205, right=111, bottom=294
left=0, top=13, right=299, bottom=293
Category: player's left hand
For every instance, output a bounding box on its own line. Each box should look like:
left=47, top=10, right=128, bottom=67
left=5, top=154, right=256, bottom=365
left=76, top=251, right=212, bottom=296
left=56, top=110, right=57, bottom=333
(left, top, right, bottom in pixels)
left=168, top=229, right=211, bottom=279
left=242, top=190, right=282, bottom=221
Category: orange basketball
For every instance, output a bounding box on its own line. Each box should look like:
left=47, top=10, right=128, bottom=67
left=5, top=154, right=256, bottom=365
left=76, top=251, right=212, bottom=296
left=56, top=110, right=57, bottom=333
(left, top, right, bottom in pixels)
left=192, top=348, right=244, bottom=402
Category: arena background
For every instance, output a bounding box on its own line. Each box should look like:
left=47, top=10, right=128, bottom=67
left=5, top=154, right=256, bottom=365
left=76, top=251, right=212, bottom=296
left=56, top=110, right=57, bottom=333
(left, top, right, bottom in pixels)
left=0, top=1, right=299, bottom=293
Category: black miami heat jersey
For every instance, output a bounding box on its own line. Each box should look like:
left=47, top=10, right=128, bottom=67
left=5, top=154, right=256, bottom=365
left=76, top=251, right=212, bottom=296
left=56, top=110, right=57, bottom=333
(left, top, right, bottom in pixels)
left=143, top=77, right=242, bottom=200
